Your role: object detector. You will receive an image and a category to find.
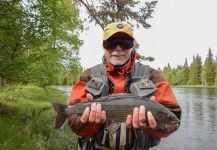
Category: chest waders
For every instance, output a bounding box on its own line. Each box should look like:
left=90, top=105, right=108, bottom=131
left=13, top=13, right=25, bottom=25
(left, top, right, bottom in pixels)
left=78, top=62, right=160, bottom=150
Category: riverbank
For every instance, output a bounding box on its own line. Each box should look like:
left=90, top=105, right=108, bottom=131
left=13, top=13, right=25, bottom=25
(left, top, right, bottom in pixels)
left=0, top=85, right=77, bottom=150
left=173, top=85, right=217, bottom=88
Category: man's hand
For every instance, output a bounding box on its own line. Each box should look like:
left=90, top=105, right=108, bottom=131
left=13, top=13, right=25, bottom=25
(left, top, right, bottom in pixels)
left=68, top=93, right=106, bottom=133
left=126, top=96, right=157, bottom=129
left=80, top=93, right=106, bottom=124
left=80, top=103, right=106, bottom=124
left=126, top=106, right=157, bottom=129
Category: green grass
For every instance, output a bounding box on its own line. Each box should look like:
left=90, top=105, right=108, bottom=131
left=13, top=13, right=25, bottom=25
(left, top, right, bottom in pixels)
left=0, top=85, right=77, bottom=150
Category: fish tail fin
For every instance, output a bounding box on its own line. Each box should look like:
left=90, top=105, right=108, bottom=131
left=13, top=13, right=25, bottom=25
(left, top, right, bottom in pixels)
left=52, top=102, right=68, bottom=129
left=52, top=102, right=67, bottom=113
left=55, top=112, right=68, bottom=129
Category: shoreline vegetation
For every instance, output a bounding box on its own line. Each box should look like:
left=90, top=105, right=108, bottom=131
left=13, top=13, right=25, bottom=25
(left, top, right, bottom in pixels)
left=0, top=84, right=216, bottom=149
left=0, top=85, right=77, bottom=150
left=173, top=85, right=217, bottom=88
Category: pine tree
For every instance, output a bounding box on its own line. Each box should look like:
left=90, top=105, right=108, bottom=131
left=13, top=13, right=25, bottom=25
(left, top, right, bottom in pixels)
left=182, top=58, right=189, bottom=85
left=215, top=55, right=217, bottom=86
left=205, top=49, right=215, bottom=85
left=188, top=56, right=195, bottom=85
left=203, top=48, right=215, bottom=85
left=75, top=0, right=158, bottom=29
left=188, top=54, right=202, bottom=85
left=170, top=65, right=183, bottom=85
left=162, top=63, right=172, bottom=83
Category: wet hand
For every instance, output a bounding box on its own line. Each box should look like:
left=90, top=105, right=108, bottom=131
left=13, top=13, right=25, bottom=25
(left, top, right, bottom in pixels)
left=80, top=102, right=106, bottom=124
left=79, top=93, right=106, bottom=124
left=126, top=105, right=157, bottom=129
left=68, top=93, right=106, bottom=133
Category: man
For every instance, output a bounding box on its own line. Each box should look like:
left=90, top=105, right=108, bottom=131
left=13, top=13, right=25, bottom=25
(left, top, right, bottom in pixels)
left=68, top=22, right=181, bottom=150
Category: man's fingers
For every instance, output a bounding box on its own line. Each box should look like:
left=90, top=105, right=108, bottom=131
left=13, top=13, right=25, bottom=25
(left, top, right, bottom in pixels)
left=100, top=111, right=106, bottom=124
left=132, top=107, right=139, bottom=128
left=80, top=107, right=90, bottom=123
left=89, top=103, right=96, bottom=123
left=95, top=103, right=102, bottom=123
left=147, top=111, right=157, bottom=129
left=86, top=93, right=94, bottom=101
left=150, top=96, right=155, bottom=101
left=126, top=115, right=133, bottom=128
left=139, top=105, right=146, bottom=127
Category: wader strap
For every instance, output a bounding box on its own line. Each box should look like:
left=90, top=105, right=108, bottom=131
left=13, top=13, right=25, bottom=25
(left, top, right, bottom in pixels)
left=120, top=123, right=127, bottom=148
left=130, top=62, right=151, bottom=82
left=115, top=126, right=120, bottom=150
left=131, top=62, right=151, bottom=79
left=133, top=128, right=161, bottom=150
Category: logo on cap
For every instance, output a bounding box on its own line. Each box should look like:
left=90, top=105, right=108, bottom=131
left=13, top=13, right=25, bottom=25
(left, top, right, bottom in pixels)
left=117, top=23, right=124, bottom=29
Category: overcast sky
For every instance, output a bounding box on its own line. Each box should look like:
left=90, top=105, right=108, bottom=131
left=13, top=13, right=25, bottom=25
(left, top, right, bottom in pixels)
left=79, top=0, right=217, bottom=69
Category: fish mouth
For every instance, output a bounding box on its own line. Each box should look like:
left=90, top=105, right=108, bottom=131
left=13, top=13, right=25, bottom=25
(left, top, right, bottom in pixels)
left=157, top=120, right=180, bottom=133
left=170, top=120, right=180, bottom=125
left=165, top=122, right=180, bottom=133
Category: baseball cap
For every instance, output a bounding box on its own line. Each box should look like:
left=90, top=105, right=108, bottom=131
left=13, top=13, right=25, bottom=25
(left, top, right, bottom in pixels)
left=103, top=22, right=134, bottom=41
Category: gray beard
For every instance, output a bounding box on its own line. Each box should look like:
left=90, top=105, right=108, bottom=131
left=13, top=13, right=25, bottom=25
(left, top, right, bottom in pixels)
left=111, top=58, right=130, bottom=69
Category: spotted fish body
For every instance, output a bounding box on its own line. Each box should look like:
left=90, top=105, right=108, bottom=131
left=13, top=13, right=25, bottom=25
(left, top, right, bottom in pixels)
left=53, top=94, right=180, bottom=134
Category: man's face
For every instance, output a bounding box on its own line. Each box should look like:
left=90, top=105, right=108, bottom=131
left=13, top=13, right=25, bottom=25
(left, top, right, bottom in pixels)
left=103, top=34, right=134, bottom=66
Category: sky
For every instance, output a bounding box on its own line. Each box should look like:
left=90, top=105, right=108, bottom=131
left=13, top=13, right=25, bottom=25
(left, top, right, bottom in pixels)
left=79, top=0, right=217, bottom=69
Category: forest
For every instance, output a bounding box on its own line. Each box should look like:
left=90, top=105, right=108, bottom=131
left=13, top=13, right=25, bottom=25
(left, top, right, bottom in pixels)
left=0, top=0, right=83, bottom=87
left=1, top=1, right=216, bottom=88
left=0, top=0, right=159, bottom=87
left=162, top=48, right=217, bottom=86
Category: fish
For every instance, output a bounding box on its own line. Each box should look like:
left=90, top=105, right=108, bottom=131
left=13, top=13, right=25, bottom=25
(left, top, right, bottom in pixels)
left=52, top=93, right=180, bottom=134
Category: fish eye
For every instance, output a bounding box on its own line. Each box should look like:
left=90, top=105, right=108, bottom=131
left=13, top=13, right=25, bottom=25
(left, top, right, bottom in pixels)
left=167, top=114, right=173, bottom=120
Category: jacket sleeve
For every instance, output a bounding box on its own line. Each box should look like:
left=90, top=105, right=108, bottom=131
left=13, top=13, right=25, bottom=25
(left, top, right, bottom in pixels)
left=146, top=69, right=182, bottom=138
left=68, top=70, right=102, bottom=137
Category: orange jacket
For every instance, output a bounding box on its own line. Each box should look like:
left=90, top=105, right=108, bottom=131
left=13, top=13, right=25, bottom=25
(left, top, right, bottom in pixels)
left=68, top=52, right=181, bottom=138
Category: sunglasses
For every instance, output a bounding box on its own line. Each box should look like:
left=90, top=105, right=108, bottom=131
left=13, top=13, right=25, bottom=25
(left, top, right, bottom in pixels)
left=103, top=38, right=134, bottom=50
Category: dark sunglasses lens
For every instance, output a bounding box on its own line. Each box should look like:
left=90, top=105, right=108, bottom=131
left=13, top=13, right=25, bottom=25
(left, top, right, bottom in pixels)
left=103, top=40, right=117, bottom=50
left=103, top=38, right=133, bottom=50
left=119, top=39, right=133, bottom=49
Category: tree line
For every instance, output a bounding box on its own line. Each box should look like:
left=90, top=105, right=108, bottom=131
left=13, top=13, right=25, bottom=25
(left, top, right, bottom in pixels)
left=2, top=1, right=216, bottom=87
left=162, top=48, right=217, bottom=86
left=0, top=0, right=83, bottom=87
left=1, top=0, right=157, bottom=87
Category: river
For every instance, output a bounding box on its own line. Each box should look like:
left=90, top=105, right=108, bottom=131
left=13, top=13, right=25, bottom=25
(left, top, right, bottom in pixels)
left=57, top=87, right=217, bottom=150
left=152, top=87, right=217, bottom=150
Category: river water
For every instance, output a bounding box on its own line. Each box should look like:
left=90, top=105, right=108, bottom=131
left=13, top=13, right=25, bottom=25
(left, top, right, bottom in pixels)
left=153, top=87, right=217, bottom=150
left=58, top=87, right=217, bottom=150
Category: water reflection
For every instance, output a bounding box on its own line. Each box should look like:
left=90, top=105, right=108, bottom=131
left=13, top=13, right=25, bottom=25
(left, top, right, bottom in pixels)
left=153, top=87, right=217, bottom=150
